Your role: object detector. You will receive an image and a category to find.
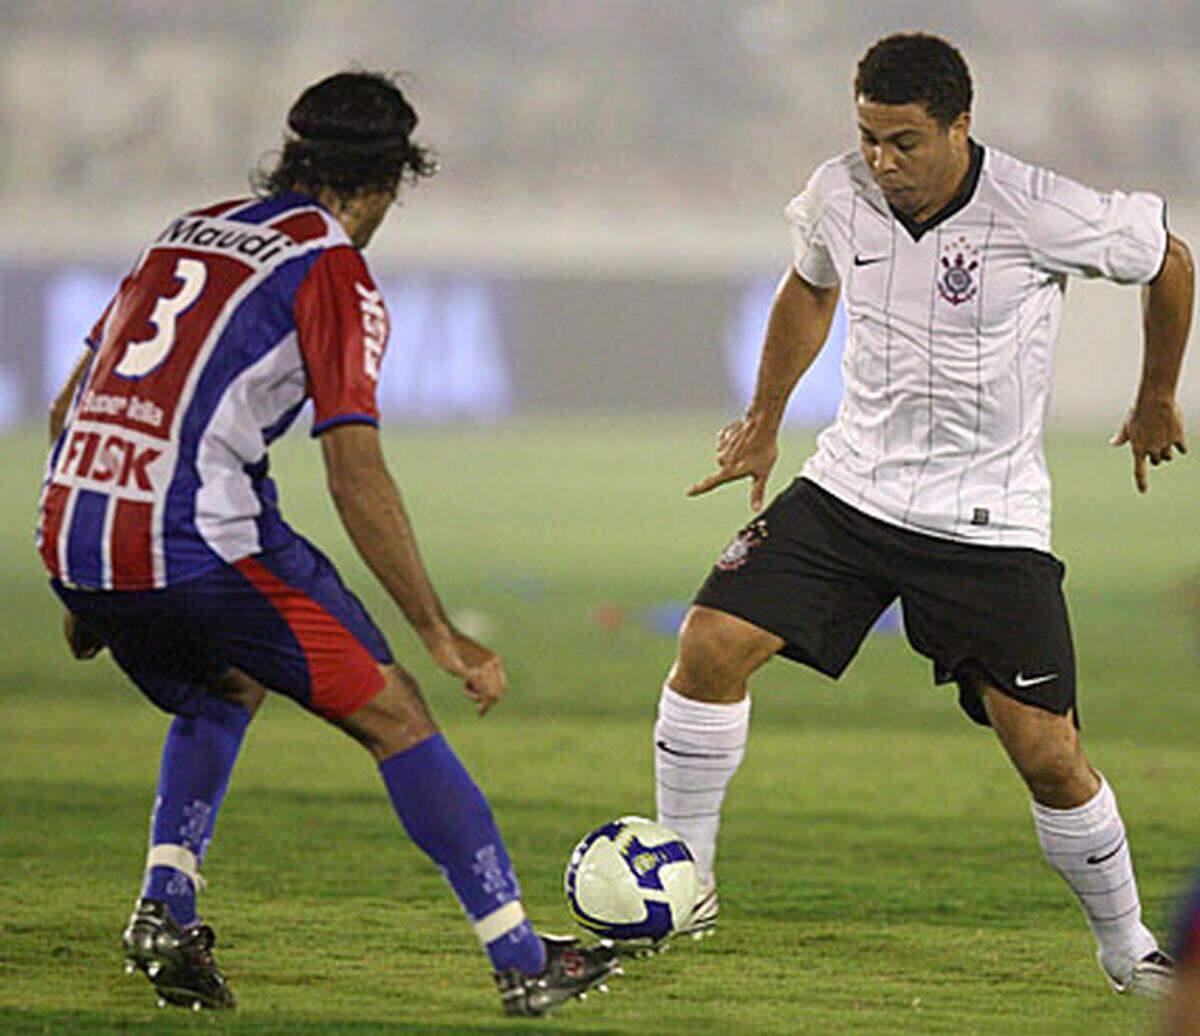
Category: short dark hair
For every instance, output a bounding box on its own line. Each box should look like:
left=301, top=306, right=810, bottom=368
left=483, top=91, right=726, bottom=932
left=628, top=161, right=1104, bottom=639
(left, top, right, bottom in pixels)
left=254, top=71, right=436, bottom=200
left=854, top=33, right=972, bottom=127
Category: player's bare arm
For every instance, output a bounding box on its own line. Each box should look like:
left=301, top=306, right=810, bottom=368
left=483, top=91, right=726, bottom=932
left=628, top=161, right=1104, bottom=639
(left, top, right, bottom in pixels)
left=319, top=422, right=507, bottom=715
left=1111, top=231, right=1194, bottom=493
left=688, top=269, right=839, bottom=510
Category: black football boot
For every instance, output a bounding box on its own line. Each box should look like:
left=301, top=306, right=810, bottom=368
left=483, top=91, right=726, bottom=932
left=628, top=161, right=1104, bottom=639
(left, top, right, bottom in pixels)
left=494, top=934, right=622, bottom=1017
left=121, top=898, right=235, bottom=1010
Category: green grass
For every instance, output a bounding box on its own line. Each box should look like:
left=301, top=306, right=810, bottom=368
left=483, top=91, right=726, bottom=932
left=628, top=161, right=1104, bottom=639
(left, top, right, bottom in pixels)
left=3, top=419, right=1198, bottom=1034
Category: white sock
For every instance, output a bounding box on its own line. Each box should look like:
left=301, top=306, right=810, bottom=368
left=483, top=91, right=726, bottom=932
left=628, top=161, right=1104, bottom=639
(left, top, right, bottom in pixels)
left=1030, top=775, right=1157, bottom=978
left=654, top=684, right=750, bottom=887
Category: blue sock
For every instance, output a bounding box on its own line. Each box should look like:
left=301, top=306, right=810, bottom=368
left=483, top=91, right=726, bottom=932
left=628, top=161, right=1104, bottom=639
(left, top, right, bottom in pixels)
left=141, top=695, right=250, bottom=926
left=379, top=734, right=546, bottom=975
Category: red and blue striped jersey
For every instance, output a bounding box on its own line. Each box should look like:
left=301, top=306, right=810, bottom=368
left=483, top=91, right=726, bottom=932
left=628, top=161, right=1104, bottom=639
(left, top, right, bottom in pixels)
left=37, top=192, right=389, bottom=590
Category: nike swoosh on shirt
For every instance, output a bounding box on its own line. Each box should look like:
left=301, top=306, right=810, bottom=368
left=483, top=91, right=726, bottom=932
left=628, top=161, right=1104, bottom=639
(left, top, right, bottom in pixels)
left=656, top=739, right=725, bottom=760
left=1086, top=839, right=1125, bottom=865
left=853, top=254, right=888, bottom=267
left=1014, top=671, right=1058, bottom=688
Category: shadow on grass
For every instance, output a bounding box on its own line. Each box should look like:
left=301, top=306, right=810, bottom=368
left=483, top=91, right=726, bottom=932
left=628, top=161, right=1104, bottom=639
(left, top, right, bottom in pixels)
left=0, top=1007, right=620, bottom=1035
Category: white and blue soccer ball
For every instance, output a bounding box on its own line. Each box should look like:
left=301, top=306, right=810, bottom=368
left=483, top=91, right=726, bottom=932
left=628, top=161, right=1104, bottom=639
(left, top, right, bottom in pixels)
left=564, top=816, right=699, bottom=942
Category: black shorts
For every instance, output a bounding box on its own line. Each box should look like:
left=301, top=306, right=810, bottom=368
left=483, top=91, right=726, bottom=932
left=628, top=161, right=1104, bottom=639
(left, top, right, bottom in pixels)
left=694, top=478, right=1077, bottom=727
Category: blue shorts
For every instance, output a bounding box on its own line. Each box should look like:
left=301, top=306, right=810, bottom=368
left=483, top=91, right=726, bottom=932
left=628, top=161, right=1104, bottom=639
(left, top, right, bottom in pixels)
left=53, top=534, right=393, bottom=719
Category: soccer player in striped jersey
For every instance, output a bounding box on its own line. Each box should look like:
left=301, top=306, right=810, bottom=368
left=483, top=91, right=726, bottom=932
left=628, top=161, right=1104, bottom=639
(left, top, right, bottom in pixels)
left=653, top=33, right=1193, bottom=995
left=38, top=71, right=618, bottom=1016
left=1162, top=869, right=1200, bottom=1034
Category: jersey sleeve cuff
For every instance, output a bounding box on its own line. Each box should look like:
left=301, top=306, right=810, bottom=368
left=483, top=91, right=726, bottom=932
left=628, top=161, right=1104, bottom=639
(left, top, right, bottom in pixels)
left=1149, top=199, right=1170, bottom=284
left=310, top=413, right=380, bottom=437
left=792, top=260, right=840, bottom=289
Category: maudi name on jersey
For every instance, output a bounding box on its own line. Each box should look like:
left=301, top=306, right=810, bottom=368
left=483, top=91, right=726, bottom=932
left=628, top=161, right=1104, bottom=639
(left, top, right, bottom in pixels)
left=156, top=215, right=295, bottom=266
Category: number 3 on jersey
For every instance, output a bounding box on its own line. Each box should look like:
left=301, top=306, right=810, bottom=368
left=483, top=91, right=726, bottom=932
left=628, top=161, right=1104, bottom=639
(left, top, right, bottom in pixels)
left=115, top=257, right=208, bottom=378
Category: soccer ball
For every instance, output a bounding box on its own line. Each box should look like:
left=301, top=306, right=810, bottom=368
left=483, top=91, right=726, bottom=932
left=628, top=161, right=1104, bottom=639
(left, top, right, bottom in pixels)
left=564, top=816, right=699, bottom=942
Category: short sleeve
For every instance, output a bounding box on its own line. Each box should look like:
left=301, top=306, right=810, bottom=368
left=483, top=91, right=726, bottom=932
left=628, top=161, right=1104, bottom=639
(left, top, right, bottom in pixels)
left=1028, top=172, right=1167, bottom=285
left=294, top=246, right=388, bottom=436
left=86, top=276, right=131, bottom=350
left=784, top=170, right=840, bottom=288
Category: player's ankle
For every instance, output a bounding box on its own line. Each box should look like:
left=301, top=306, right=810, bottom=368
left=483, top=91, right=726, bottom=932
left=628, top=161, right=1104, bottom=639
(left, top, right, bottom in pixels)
left=1097, top=924, right=1158, bottom=979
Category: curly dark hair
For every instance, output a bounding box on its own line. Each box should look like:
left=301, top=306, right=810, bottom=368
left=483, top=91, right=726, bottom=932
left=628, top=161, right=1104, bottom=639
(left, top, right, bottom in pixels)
left=254, top=71, right=437, bottom=200
left=854, top=33, right=972, bottom=127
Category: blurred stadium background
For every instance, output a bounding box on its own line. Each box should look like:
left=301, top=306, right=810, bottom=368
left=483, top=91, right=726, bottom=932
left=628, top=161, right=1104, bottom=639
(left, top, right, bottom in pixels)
left=4, top=3, right=1199, bottom=1032
left=2, top=0, right=1198, bottom=428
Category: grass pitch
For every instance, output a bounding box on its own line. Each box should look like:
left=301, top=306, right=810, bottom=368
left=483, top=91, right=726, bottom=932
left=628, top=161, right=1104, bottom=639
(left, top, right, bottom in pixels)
left=2, top=419, right=1198, bottom=1034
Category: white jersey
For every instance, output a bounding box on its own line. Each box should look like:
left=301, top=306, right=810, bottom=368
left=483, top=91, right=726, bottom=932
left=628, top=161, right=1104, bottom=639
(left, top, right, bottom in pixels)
left=787, top=143, right=1166, bottom=551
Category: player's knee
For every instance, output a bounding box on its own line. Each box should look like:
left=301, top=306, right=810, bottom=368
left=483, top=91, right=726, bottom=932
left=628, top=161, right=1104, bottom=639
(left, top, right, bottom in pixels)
left=670, top=606, right=768, bottom=702
left=373, top=666, right=438, bottom=736
left=336, top=665, right=438, bottom=761
left=1015, top=740, right=1093, bottom=805
left=207, top=669, right=268, bottom=716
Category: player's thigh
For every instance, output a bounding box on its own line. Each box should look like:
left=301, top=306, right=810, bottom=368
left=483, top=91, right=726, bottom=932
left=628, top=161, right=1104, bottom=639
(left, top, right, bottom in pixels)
left=688, top=478, right=896, bottom=692
left=52, top=580, right=223, bottom=716
left=54, top=550, right=389, bottom=723
left=899, top=544, right=1077, bottom=728
left=192, top=537, right=395, bottom=721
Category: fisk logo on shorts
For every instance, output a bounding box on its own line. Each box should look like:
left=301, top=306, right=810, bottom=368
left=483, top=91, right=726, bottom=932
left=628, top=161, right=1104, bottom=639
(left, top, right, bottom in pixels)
left=715, top=519, right=768, bottom=572
left=55, top=422, right=167, bottom=501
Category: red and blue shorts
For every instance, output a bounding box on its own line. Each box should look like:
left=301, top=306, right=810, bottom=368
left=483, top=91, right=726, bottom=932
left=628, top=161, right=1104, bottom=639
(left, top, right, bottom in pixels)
left=52, top=535, right=391, bottom=719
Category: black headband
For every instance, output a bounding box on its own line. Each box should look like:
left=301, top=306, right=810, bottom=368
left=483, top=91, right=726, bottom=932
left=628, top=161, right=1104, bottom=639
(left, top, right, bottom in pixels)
left=289, top=130, right=414, bottom=154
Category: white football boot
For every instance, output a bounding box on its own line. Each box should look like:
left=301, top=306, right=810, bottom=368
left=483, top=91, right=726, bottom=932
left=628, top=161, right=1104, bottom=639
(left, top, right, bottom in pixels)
left=675, top=878, right=718, bottom=941
left=1101, top=948, right=1174, bottom=997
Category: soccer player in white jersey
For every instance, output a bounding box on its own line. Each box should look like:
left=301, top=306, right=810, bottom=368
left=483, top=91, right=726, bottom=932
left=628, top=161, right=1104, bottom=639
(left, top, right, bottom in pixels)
left=653, top=33, right=1193, bottom=995
left=39, top=71, right=619, bottom=1016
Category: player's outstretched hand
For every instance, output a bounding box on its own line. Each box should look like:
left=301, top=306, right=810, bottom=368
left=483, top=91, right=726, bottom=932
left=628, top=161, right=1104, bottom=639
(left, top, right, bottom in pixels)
left=1109, top=397, right=1187, bottom=493
left=426, top=627, right=508, bottom=716
left=63, top=611, right=105, bottom=660
left=687, top=412, right=779, bottom=511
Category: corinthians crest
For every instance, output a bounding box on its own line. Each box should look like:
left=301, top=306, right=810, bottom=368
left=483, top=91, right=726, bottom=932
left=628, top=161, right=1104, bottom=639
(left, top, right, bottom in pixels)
left=715, top=519, right=768, bottom=572
left=937, top=234, right=981, bottom=306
